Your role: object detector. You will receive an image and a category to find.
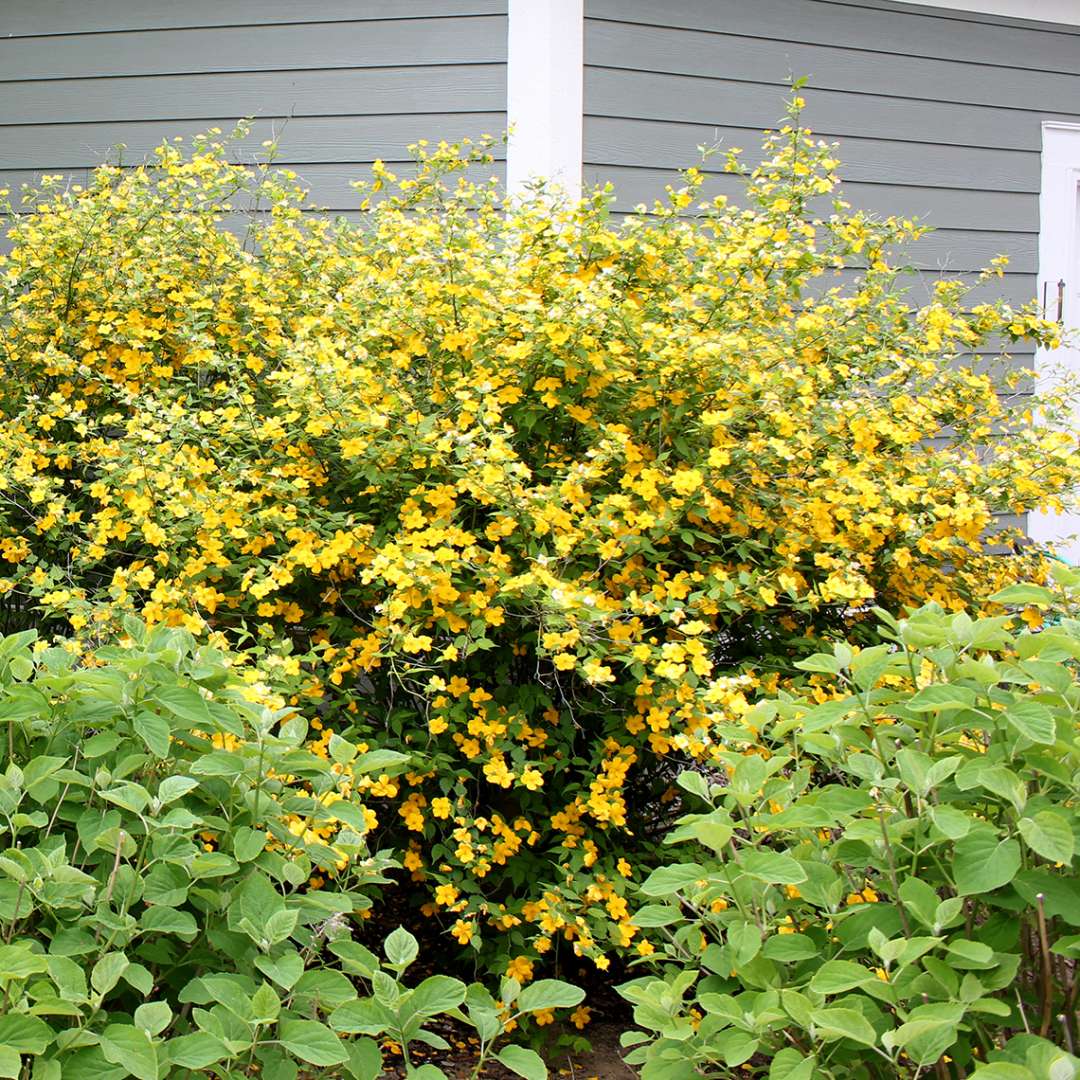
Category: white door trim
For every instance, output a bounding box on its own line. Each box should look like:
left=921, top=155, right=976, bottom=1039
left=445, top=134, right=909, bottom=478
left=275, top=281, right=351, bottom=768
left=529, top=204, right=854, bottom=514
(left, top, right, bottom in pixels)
left=1029, top=121, right=1080, bottom=562
left=505, top=0, right=584, bottom=200
left=892, top=0, right=1080, bottom=26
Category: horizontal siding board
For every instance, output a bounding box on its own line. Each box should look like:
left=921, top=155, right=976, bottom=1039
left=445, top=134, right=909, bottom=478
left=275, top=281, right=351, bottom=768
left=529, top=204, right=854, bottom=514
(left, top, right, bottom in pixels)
left=600, top=215, right=1032, bottom=272
left=0, top=114, right=508, bottom=170
left=0, top=16, right=508, bottom=81
left=585, top=117, right=1039, bottom=192
left=1, top=1, right=506, bottom=35
left=0, top=66, right=506, bottom=126
left=585, top=166, right=1037, bottom=232
left=586, top=68, right=1064, bottom=153
left=585, top=18, right=1080, bottom=112
left=820, top=268, right=1035, bottom=307
left=585, top=0, right=1080, bottom=74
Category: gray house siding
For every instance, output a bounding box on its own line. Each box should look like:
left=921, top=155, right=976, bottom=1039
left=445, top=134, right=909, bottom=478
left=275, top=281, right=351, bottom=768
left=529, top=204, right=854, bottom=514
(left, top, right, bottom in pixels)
left=0, top=2, right=508, bottom=207
left=583, top=0, right=1080, bottom=312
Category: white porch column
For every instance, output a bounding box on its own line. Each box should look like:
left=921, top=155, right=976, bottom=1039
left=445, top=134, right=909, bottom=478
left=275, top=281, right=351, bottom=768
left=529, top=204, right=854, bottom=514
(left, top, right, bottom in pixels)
left=505, top=0, right=584, bottom=200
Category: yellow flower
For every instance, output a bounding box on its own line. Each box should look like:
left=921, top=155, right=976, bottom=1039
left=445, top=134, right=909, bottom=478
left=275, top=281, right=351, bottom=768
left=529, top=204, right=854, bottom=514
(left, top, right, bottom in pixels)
left=505, top=955, right=534, bottom=984
left=434, top=884, right=459, bottom=906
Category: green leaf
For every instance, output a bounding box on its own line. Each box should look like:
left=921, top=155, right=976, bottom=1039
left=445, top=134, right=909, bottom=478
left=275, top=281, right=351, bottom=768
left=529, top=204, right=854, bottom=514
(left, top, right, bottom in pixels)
left=167, top=1032, right=230, bottom=1069
left=141, top=905, right=198, bottom=938
left=353, top=749, right=411, bottom=774
left=153, top=685, right=212, bottom=726
left=970, top=1065, right=1036, bottom=1080
left=884, top=1003, right=965, bottom=1066
left=639, top=863, right=705, bottom=896
left=134, top=1001, right=172, bottom=1037
left=769, top=1050, right=816, bottom=1080
left=1019, top=811, right=1075, bottom=864
left=0, top=942, right=48, bottom=979
left=133, top=710, right=171, bottom=757
left=809, top=960, right=875, bottom=995
left=1005, top=700, right=1057, bottom=744
left=496, top=1045, right=547, bottom=1080
left=518, top=979, right=585, bottom=1012
left=157, top=775, right=199, bottom=803
left=190, top=852, right=239, bottom=879
left=907, top=683, right=976, bottom=712
left=100, top=1024, right=158, bottom=1080
left=233, top=826, right=267, bottom=862
left=405, top=975, right=467, bottom=1018
left=676, top=770, right=710, bottom=801
left=278, top=1019, right=348, bottom=1067
left=0, top=1049, right=20, bottom=1080
left=810, top=1007, right=877, bottom=1045
left=256, top=951, right=305, bottom=990
left=739, top=850, right=807, bottom=885
left=343, top=1037, right=383, bottom=1080
left=90, top=952, right=128, bottom=996
left=954, top=831, right=1021, bottom=895
left=989, top=584, right=1054, bottom=606
left=794, top=653, right=842, bottom=675
left=384, top=926, right=418, bottom=968
left=0, top=1014, right=52, bottom=1054
left=762, top=934, right=818, bottom=962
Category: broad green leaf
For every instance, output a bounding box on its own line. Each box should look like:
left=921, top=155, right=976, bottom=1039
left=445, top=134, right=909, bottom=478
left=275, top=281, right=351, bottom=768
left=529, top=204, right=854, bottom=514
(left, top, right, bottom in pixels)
left=133, top=710, right=171, bottom=757
left=989, top=584, right=1054, bottom=606
left=232, top=826, right=267, bottom=863
left=954, top=831, right=1021, bottom=895
left=343, top=1037, right=383, bottom=1080
left=1019, top=811, right=1075, bottom=864
left=969, top=1065, right=1036, bottom=1080
left=277, top=1019, right=348, bottom=1066
left=739, top=850, right=807, bottom=885
left=769, top=1050, right=817, bottom=1080
left=383, top=926, right=418, bottom=968
left=631, top=904, right=683, bottom=927
left=676, top=770, right=710, bottom=801
left=809, top=960, right=875, bottom=995
left=639, top=863, right=705, bottom=896
left=884, top=1003, right=965, bottom=1066
left=153, top=685, right=212, bottom=726
left=1005, top=701, right=1056, bottom=745
left=405, top=974, right=467, bottom=1018
left=0, top=942, right=48, bottom=979
left=496, top=1045, right=547, bottom=1080
left=0, top=1014, right=52, bottom=1054
left=810, top=1007, right=877, bottom=1045
left=157, top=776, right=199, bottom=803
left=762, top=934, right=819, bottom=962
left=353, top=749, right=411, bottom=774
left=100, top=1024, right=158, bottom=1080
left=518, top=979, right=585, bottom=1012
left=141, top=905, right=198, bottom=938
left=167, top=1032, right=230, bottom=1069
left=90, top=952, right=128, bottom=996
left=0, top=1049, right=21, bottom=1080
left=256, top=951, right=305, bottom=990
left=907, top=683, right=976, bottom=712
left=134, top=1001, right=172, bottom=1036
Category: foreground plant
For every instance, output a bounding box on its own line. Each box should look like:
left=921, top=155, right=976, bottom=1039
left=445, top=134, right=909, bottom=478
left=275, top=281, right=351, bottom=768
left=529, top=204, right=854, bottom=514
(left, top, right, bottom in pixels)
left=1, top=96, right=1077, bottom=977
left=619, top=576, right=1080, bottom=1078
left=0, top=623, right=403, bottom=1078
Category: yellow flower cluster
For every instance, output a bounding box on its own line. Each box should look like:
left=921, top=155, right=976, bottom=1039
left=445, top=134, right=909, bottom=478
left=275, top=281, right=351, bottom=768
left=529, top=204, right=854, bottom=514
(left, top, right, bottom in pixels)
left=0, top=106, right=1073, bottom=974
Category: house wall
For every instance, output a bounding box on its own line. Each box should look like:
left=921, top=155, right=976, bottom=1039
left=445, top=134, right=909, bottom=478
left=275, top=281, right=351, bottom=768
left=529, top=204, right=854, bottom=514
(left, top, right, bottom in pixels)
left=0, top=1, right=508, bottom=209
left=582, top=0, right=1080, bottom=312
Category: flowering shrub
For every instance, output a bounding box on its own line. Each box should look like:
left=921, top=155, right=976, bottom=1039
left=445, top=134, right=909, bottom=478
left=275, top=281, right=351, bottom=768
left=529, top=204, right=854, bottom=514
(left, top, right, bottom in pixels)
left=619, top=578, right=1080, bottom=1079
left=1, top=99, right=1077, bottom=979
